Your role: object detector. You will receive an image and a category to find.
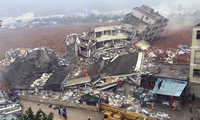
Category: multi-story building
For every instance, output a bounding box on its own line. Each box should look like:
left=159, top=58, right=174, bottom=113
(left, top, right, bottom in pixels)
left=189, top=23, right=200, bottom=97
left=122, top=5, right=168, bottom=42
left=65, top=5, right=168, bottom=58
left=65, top=25, right=131, bottom=57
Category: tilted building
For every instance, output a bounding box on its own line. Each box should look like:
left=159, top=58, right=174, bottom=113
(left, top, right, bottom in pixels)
left=65, top=5, right=168, bottom=58
left=122, top=5, right=168, bottom=42
left=190, top=23, right=200, bottom=97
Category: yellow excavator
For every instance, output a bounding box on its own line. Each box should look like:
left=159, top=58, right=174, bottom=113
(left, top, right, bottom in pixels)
left=100, top=103, right=152, bottom=120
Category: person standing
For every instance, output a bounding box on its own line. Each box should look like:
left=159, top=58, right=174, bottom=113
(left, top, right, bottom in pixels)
left=172, top=102, right=176, bottom=111
left=58, top=107, right=61, bottom=116
left=62, top=107, right=67, bottom=120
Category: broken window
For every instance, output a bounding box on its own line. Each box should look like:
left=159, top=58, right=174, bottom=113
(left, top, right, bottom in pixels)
left=96, top=42, right=104, bottom=48
left=112, top=30, right=117, bottom=35
left=104, top=30, right=111, bottom=35
left=194, top=50, right=200, bottom=64
left=196, top=30, right=200, bottom=39
left=96, top=32, right=102, bottom=38
left=193, top=69, right=200, bottom=77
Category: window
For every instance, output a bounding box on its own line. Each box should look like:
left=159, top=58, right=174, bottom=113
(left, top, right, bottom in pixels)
left=193, top=69, right=200, bottom=77
left=112, top=30, right=117, bottom=35
left=96, top=32, right=102, bottom=38
left=196, top=30, right=200, bottom=39
left=104, top=30, right=111, bottom=35
left=194, top=50, right=200, bottom=64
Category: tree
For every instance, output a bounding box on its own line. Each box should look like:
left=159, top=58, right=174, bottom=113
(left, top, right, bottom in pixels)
left=16, top=107, right=54, bottom=120
left=23, top=107, right=35, bottom=120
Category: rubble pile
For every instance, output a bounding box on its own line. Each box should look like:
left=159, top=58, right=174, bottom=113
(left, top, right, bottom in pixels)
left=0, top=59, right=10, bottom=70
left=0, top=47, right=68, bottom=89
left=0, top=90, right=22, bottom=119
left=0, top=5, right=191, bottom=120
left=19, top=81, right=170, bottom=120
left=143, top=46, right=190, bottom=67
left=31, top=73, right=53, bottom=88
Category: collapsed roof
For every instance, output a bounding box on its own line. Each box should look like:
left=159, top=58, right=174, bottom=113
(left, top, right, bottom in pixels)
left=44, top=66, right=71, bottom=91
left=1, top=48, right=68, bottom=89
left=65, top=5, right=168, bottom=59
left=103, top=53, right=138, bottom=76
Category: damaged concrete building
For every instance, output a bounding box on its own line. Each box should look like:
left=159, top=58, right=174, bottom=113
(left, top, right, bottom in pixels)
left=65, top=5, right=168, bottom=58
left=0, top=90, right=22, bottom=119
left=65, top=25, right=132, bottom=58
left=122, top=5, right=168, bottom=42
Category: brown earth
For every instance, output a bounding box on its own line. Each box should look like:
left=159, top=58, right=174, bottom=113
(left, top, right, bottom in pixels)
left=0, top=24, right=193, bottom=60
left=0, top=23, right=112, bottom=60
left=152, top=25, right=193, bottom=49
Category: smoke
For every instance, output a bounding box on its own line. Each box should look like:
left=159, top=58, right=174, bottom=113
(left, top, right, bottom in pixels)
left=154, top=0, right=200, bottom=15
left=153, top=0, right=200, bottom=26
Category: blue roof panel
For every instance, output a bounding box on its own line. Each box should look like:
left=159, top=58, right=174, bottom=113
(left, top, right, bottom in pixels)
left=152, top=78, right=187, bottom=97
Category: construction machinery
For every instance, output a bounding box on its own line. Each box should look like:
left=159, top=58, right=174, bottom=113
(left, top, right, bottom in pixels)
left=100, top=103, right=152, bottom=120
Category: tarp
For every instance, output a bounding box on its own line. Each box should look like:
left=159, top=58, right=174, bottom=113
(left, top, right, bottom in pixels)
left=152, top=78, right=187, bottom=97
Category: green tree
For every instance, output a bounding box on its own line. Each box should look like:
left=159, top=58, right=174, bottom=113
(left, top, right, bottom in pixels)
left=23, top=107, right=35, bottom=120
left=47, top=112, right=54, bottom=120
left=17, top=107, right=54, bottom=120
left=34, top=109, right=43, bottom=120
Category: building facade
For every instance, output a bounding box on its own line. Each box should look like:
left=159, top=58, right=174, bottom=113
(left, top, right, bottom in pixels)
left=65, top=5, right=168, bottom=58
left=122, top=5, right=168, bottom=42
left=190, top=24, right=200, bottom=97
left=65, top=25, right=131, bottom=57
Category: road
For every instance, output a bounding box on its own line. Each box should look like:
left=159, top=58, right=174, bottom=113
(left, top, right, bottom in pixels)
left=20, top=100, right=102, bottom=120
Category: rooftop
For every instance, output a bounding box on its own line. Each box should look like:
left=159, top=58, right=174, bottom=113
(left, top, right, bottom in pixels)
left=195, top=22, right=200, bottom=27
left=146, top=64, right=189, bottom=80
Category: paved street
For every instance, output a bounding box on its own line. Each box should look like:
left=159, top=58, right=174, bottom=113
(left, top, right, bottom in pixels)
left=20, top=100, right=102, bottom=120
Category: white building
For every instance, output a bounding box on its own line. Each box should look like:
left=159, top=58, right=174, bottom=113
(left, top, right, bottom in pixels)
left=122, top=5, right=168, bottom=42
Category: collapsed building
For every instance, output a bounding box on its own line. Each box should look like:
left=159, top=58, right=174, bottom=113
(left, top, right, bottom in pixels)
left=65, top=5, right=168, bottom=58
left=0, top=90, right=21, bottom=120
left=0, top=5, right=170, bottom=92
left=0, top=48, right=68, bottom=89
left=65, top=25, right=133, bottom=58
left=122, top=5, right=168, bottom=42
left=0, top=5, right=193, bottom=120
